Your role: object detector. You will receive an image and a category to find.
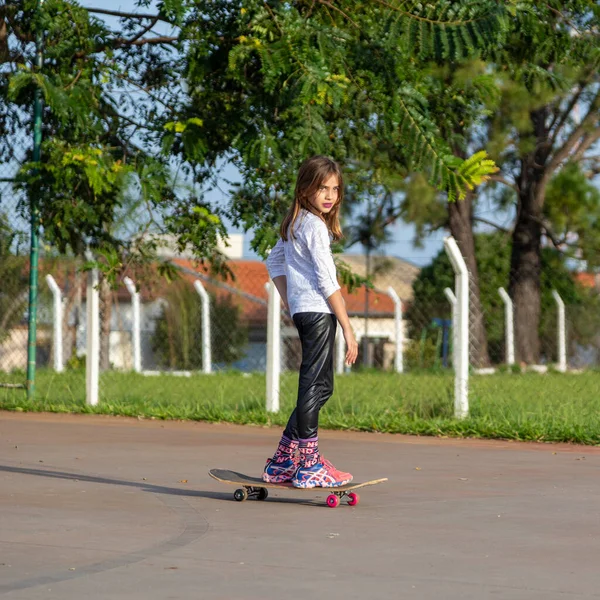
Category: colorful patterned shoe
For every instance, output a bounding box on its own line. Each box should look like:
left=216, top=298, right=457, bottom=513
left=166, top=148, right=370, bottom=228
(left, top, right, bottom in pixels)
left=262, top=456, right=299, bottom=483
left=320, top=457, right=353, bottom=484
left=292, top=460, right=353, bottom=489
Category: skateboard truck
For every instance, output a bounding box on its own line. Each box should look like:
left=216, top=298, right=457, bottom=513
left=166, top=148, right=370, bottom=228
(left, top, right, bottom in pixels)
left=326, top=490, right=359, bottom=508
left=233, top=486, right=269, bottom=502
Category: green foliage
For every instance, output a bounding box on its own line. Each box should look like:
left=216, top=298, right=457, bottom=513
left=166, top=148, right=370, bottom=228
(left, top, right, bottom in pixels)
left=3, top=0, right=214, bottom=280
left=176, top=0, right=510, bottom=253
left=65, top=351, right=86, bottom=371
left=403, top=338, right=444, bottom=372
left=545, top=163, right=600, bottom=269
left=407, top=232, right=600, bottom=364
left=17, top=140, right=132, bottom=256
left=1, top=0, right=544, bottom=277
left=151, top=280, right=249, bottom=370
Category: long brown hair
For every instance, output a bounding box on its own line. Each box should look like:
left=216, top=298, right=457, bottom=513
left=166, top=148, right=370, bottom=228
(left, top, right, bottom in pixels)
left=280, top=156, right=344, bottom=242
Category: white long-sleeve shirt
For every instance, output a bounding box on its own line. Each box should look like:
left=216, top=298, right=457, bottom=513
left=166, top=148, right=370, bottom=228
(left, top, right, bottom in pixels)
left=265, top=209, right=341, bottom=316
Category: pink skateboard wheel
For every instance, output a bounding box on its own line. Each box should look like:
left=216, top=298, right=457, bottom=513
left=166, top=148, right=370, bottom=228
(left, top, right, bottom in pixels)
left=347, top=492, right=360, bottom=506
left=327, top=494, right=340, bottom=508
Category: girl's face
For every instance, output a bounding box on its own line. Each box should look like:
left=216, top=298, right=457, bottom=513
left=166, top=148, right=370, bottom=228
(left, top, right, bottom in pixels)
left=309, top=173, right=340, bottom=215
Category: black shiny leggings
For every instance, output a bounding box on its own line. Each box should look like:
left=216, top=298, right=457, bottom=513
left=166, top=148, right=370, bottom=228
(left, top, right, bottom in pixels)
left=283, top=312, right=337, bottom=440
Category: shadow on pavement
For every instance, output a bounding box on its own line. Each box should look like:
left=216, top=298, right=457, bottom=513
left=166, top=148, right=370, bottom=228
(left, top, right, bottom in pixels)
left=0, top=463, right=324, bottom=506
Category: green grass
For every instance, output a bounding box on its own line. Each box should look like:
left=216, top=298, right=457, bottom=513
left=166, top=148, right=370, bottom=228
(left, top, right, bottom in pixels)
left=1, top=369, right=600, bottom=445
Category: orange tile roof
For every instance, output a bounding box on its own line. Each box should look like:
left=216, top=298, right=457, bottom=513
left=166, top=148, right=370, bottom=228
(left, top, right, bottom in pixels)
left=574, top=272, right=597, bottom=288
left=31, top=257, right=396, bottom=324
left=171, top=259, right=395, bottom=322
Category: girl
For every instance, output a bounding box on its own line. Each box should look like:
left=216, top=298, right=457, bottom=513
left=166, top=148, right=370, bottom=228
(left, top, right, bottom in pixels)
left=263, top=155, right=358, bottom=489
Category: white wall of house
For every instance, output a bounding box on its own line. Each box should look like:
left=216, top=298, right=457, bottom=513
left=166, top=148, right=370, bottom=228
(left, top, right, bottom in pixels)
left=0, top=326, right=51, bottom=372
left=75, top=298, right=165, bottom=370
left=349, top=316, right=406, bottom=343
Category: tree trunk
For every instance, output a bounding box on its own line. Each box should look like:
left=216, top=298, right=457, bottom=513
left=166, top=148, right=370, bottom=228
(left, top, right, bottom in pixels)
left=100, top=276, right=112, bottom=371
left=509, top=107, right=550, bottom=365
left=509, top=189, right=543, bottom=364
left=447, top=192, right=490, bottom=368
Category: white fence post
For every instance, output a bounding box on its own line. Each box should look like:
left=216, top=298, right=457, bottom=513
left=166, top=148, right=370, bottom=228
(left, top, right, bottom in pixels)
left=551, top=290, right=567, bottom=372
left=265, top=281, right=281, bottom=412
left=386, top=287, right=403, bottom=373
left=45, top=274, right=64, bottom=373
left=336, top=324, right=345, bottom=374
left=123, top=277, right=142, bottom=373
left=443, top=237, right=469, bottom=419
left=443, top=287, right=457, bottom=372
left=498, top=287, right=515, bottom=366
left=86, top=264, right=100, bottom=406
left=193, top=280, right=212, bottom=374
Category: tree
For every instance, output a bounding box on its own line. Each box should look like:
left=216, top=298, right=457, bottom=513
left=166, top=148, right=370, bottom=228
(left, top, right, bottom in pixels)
left=3, top=0, right=228, bottom=281
left=169, top=1, right=503, bottom=255
left=545, top=162, right=600, bottom=268
left=151, top=281, right=248, bottom=370
left=2, top=1, right=511, bottom=287
left=390, top=61, right=501, bottom=367
left=486, top=1, right=600, bottom=363
left=397, top=3, right=600, bottom=365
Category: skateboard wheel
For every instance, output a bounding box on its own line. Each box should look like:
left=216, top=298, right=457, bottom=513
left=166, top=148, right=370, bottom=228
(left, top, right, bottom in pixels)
left=347, top=492, right=360, bottom=506
left=257, top=488, right=269, bottom=501
left=326, top=494, right=340, bottom=508
left=234, top=488, right=248, bottom=502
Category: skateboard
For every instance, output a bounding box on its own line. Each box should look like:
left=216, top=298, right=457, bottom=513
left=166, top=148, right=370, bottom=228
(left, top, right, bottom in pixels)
left=209, top=468, right=388, bottom=508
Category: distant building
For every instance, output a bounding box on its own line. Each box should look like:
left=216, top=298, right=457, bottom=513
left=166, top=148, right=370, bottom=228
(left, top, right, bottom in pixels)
left=0, top=244, right=421, bottom=373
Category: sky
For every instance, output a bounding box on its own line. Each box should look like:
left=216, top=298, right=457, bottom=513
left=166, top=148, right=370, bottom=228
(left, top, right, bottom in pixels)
left=79, top=0, right=455, bottom=266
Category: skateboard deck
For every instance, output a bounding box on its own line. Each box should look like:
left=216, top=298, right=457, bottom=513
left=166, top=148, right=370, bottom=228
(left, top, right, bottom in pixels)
left=209, top=468, right=388, bottom=508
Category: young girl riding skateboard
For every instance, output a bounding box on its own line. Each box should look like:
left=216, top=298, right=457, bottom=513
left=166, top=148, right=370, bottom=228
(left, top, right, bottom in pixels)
left=263, top=155, right=359, bottom=489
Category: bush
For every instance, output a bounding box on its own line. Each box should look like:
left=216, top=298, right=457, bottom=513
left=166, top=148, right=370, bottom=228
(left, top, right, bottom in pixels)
left=151, top=281, right=249, bottom=370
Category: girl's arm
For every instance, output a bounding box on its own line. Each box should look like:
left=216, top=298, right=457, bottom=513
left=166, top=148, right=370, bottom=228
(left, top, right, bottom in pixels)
left=271, top=275, right=289, bottom=312
left=306, top=221, right=358, bottom=365
left=266, top=239, right=289, bottom=310
left=327, top=291, right=358, bottom=366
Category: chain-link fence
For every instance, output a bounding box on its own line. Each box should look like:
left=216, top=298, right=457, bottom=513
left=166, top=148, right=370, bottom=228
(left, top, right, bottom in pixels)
left=36, top=249, right=600, bottom=380
left=0, top=128, right=31, bottom=380
left=4, top=222, right=600, bottom=412
left=469, top=264, right=600, bottom=373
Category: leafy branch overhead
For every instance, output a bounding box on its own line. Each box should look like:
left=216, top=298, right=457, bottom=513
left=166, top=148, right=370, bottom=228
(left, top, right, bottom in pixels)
left=2, top=0, right=514, bottom=275
left=181, top=0, right=507, bottom=229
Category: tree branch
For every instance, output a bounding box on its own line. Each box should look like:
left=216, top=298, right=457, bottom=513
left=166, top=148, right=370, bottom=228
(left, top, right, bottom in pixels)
left=112, top=73, right=177, bottom=114
left=545, top=3, right=583, bottom=35
left=546, top=90, right=600, bottom=176
left=487, top=173, right=519, bottom=193
left=571, top=130, right=600, bottom=164
left=125, top=17, right=160, bottom=46
left=2, top=9, right=34, bottom=43
left=114, top=35, right=179, bottom=48
left=548, top=82, right=587, bottom=148
left=86, top=8, right=172, bottom=23
left=75, top=35, right=179, bottom=58
left=472, top=216, right=510, bottom=233
left=316, top=0, right=360, bottom=28
left=529, top=214, right=573, bottom=251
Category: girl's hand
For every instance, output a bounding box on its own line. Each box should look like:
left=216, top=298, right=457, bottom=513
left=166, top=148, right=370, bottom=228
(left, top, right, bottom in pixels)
left=343, top=327, right=358, bottom=366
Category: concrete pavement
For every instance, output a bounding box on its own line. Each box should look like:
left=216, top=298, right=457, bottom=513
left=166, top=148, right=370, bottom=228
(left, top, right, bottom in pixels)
left=1, top=412, right=600, bottom=599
